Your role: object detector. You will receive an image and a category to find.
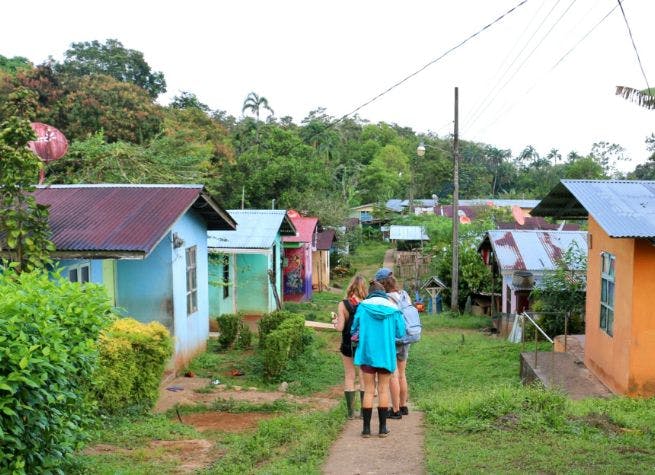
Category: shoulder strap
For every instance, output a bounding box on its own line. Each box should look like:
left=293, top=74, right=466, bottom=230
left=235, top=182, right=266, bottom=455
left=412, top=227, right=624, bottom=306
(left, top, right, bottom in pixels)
left=343, top=299, right=356, bottom=317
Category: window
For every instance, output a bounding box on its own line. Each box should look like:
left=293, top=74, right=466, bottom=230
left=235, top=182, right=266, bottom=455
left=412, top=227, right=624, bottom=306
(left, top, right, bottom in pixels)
left=600, top=252, right=615, bottom=336
left=222, top=255, right=230, bottom=299
left=68, top=263, right=90, bottom=283
left=186, top=246, right=198, bottom=314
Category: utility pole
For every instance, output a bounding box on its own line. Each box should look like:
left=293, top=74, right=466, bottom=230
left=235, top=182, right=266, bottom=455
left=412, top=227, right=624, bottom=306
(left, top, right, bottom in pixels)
left=451, top=87, right=460, bottom=312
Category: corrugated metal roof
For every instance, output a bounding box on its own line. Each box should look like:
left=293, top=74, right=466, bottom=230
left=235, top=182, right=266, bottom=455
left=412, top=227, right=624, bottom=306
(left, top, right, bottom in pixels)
left=283, top=210, right=318, bottom=243
left=207, top=210, right=295, bottom=249
left=316, top=229, right=336, bottom=250
left=460, top=199, right=541, bottom=208
left=389, top=225, right=429, bottom=241
left=32, top=184, right=235, bottom=257
left=386, top=199, right=404, bottom=212
left=532, top=179, right=655, bottom=238
left=485, top=230, right=587, bottom=272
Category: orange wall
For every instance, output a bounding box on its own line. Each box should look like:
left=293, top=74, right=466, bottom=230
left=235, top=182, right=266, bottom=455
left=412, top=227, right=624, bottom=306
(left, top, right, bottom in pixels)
left=628, top=238, right=655, bottom=395
left=584, top=217, right=634, bottom=395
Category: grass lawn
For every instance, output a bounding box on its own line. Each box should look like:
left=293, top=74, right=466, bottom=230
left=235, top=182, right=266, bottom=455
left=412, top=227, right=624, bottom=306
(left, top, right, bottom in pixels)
left=70, top=241, right=655, bottom=473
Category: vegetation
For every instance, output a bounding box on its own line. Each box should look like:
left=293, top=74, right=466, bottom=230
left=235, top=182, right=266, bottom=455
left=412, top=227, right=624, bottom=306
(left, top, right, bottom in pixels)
left=0, top=269, right=113, bottom=473
left=93, top=319, right=173, bottom=415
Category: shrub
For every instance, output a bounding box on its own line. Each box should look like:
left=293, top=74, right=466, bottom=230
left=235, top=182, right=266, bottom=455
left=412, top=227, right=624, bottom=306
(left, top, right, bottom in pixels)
left=258, top=310, right=296, bottom=349
left=93, top=318, right=173, bottom=414
left=216, top=314, right=239, bottom=350
left=236, top=321, right=253, bottom=350
left=0, top=269, right=112, bottom=473
left=260, top=313, right=306, bottom=380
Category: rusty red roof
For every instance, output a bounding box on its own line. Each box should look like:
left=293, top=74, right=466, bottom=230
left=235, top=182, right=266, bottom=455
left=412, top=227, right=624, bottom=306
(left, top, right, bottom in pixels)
left=33, top=184, right=235, bottom=258
left=283, top=210, right=318, bottom=243
left=315, top=229, right=336, bottom=250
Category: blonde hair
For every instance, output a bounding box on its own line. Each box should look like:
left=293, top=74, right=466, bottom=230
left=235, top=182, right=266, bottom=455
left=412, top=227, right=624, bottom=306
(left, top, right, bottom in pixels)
left=346, top=274, right=368, bottom=300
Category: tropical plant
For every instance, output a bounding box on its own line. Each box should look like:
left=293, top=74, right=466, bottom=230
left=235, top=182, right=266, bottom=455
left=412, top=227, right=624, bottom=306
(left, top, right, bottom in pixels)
left=242, top=91, right=274, bottom=144
left=616, top=85, right=655, bottom=110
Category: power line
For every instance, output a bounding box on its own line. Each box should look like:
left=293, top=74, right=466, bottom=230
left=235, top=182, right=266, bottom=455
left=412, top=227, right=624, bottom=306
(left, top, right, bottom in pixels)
left=471, top=2, right=620, bottom=143
left=466, top=0, right=577, bottom=133
left=287, top=0, right=531, bottom=152
left=616, top=0, right=650, bottom=91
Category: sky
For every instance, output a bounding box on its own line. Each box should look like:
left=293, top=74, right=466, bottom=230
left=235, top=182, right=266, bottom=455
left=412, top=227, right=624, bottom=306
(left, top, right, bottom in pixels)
left=2, top=0, right=654, bottom=171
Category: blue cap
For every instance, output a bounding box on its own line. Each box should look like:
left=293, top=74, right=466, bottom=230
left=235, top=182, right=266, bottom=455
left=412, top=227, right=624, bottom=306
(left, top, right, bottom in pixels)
left=374, top=268, right=393, bottom=281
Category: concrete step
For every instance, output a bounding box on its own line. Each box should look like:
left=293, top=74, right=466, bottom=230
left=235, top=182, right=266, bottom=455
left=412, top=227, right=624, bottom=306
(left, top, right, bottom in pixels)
left=520, top=351, right=613, bottom=399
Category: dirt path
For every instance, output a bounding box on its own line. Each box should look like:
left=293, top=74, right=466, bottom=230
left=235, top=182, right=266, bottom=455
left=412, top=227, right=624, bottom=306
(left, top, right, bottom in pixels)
left=322, top=402, right=425, bottom=475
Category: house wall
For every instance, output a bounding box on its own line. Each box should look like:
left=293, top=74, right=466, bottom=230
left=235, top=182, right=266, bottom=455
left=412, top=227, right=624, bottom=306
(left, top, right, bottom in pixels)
left=208, top=252, right=236, bottom=317
left=236, top=252, right=270, bottom=314
left=170, top=210, right=210, bottom=371
left=628, top=238, right=655, bottom=395
left=584, top=217, right=633, bottom=395
left=312, top=250, right=330, bottom=291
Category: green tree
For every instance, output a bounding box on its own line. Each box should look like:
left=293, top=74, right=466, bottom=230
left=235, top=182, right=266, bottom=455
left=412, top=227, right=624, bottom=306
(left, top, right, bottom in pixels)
left=242, top=92, right=274, bottom=145
left=0, top=54, right=32, bottom=73
left=56, top=39, right=166, bottom=98
left=0, top=89, right=54, bottom=272
left=359, top=144, right=410, bottom=203
left=616, top=85, right=655, bottom=110
left=169, top=91, right=210, bottom=112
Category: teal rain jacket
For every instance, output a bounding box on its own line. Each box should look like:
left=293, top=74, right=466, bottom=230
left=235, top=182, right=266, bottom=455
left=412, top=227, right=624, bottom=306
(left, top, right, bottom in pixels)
left=351, top=293, right=406, bottom=372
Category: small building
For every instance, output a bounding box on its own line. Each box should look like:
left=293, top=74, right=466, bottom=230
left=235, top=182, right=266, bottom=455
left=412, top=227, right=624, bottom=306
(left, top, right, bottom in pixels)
left=532, top=179, right=655, bottom=397
left=29, top=184, right=236, bottom=372
left=312, top=229, right=336, bottom=291
left=478, top=229, right=587, bottom=315
left=389, top=225, right=429, bottom=250
left=282, top=210, right=318, bottom=302
left=207, top=210, right=297, bottom=317
left=385, top=198, right=438, bottom=215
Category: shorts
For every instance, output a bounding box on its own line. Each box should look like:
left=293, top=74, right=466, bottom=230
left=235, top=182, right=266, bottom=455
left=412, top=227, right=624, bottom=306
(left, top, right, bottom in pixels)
left=396, top=343, right=410, bottom=361
left=360, top=365, right=391, bottom=375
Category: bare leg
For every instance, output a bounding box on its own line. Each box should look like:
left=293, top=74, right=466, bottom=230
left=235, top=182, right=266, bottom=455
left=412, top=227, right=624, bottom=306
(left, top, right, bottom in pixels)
left=377, top=372, right=391, bottom=409
left=397, top=359, right=408, bottom=407
left=389, top=369, right=400, bottom=412
left=341, top=354, right=356, bottom=391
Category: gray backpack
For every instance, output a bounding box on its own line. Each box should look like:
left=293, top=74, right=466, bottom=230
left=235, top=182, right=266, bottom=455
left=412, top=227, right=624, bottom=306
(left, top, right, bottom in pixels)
left=389, top=291, right=422, bottom=344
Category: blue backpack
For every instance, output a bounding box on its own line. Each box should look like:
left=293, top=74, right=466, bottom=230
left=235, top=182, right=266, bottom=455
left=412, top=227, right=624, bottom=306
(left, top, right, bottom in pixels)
left=390, top=291, right=422, bottom=344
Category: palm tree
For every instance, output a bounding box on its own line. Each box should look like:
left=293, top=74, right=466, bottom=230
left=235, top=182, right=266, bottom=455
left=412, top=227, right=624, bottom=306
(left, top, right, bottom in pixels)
left=616, top=86, right=655, bottom=110
left=242, top=92, right=274, bottom=144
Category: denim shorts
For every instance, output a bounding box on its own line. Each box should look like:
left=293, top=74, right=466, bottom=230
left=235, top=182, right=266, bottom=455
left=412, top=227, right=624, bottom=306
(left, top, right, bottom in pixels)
left=396, top=343, right=410, bottom=361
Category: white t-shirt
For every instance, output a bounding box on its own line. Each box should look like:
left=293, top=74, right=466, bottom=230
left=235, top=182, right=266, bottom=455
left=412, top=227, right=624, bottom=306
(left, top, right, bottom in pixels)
left=387, top=290, right=411, bottom=308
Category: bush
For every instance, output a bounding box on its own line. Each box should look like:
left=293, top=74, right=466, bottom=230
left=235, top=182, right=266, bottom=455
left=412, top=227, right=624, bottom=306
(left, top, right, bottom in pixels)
left=258, top=310, right=296, bottom=349
left=236, top=321, right=253, bottom=350
left=93, top=318, right=173, bottom=414
left=0, top=269, right=112, bottom=473
left=258, top=312, right=306, bottom=380
left=217, top=314, right=239, bottom=350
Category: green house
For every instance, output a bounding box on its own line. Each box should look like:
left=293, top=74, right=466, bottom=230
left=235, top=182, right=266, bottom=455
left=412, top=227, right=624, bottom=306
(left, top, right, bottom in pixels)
left=207, top=210, right=296, bottom=317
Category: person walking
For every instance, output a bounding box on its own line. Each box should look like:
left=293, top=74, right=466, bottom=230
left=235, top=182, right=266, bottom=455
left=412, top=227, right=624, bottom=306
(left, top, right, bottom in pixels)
left=351, top=281, right=405, bottom=437
left=332, top=274, right=368, bottom=419
left=375, top=268, right=411, bottom=419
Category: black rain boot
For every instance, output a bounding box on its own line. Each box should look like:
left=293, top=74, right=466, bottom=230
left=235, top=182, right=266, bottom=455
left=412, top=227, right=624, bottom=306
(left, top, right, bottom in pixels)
left=344, top=391, right=356, bottom=419
left=361, top=408, right=372, bottom=437
left=378, top=407, right=390, bottom=437
left=359, top=390, right=365, bottom=418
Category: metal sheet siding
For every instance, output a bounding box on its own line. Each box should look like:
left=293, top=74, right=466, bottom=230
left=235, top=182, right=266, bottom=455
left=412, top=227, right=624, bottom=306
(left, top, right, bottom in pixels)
left=488, top=230, right=587, bottom=271
left=34, top=185, right=205, bottom=253
left=208, top=210, right=286, bottom=249
left=563, top=180, right=655, bottom=238
left=389, top=225, right=429, bottom=241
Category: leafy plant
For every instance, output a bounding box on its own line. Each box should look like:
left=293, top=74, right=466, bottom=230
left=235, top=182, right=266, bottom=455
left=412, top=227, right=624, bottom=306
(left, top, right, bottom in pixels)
left=0, top=269, right=112, bottom=473
left=235, top=320, right=253, bottom=350
left=93, top=318, right=173, bottom=414
left=216, top=314, right=240, bottom=350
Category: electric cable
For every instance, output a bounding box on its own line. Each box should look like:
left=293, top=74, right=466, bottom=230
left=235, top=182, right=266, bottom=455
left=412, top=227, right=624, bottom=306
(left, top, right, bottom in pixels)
left=616, top=0, right=650, bottom=91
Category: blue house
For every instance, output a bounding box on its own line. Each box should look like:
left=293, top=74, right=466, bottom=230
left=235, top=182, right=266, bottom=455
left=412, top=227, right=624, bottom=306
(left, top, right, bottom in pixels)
left=33, top=184, right=236, bottom=372
left=207, top=210, right=296, bottom=317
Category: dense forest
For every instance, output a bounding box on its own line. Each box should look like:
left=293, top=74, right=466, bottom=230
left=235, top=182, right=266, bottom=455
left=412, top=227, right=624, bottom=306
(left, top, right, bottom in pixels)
left=2, top=40, right=654, bottom=226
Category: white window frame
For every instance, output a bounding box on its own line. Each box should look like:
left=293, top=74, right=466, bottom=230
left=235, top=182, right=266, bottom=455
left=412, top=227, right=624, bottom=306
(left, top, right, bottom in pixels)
left=186, top=246, right=198, bottom=315
left=599, top=251, right=615, bottom=336
left=68, top=262, right=90, bottom=283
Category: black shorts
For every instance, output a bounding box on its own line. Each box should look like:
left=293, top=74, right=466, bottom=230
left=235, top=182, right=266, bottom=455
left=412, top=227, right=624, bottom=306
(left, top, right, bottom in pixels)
left=360, top=365, right=391, bottom=375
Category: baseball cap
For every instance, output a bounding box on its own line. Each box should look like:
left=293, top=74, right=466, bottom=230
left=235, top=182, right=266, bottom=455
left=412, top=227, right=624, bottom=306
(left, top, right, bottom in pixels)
left=374, top=268, right=393, bottom=281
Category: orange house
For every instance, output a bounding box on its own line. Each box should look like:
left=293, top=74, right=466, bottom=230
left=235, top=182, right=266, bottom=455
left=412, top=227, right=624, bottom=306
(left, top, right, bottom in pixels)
left=533, top=179, right=655, bottom=397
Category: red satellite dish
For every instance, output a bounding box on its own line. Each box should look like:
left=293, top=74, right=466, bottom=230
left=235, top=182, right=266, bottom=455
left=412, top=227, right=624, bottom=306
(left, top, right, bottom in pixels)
left=459, top=215, right=471, bottom=224
left=28, top=122, right=68, bottom=184
left=511, top=205, right=525, bottom=226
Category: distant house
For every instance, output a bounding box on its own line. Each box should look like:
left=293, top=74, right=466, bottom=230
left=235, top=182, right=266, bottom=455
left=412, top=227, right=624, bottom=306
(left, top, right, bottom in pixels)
left=313, top=229, right=336, bottom=291
left=389, top=225, right=429, bottom=250
left=207, top=210, right=297, bottom=317
left=478, top=229, right=588, bottom=315
left=28, top=184, right=236, bottom=372
left=282, top=210, right=318, bottom=302
left=349, top=203, right=376, bottom=223
left=385, top=198, right=438, bottom=215
left=532, top=179, right=655, bottom=397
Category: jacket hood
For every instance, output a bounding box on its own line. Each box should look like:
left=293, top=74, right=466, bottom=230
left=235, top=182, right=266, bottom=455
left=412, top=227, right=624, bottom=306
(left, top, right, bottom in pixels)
left=359, top=297, right=400, bottom=320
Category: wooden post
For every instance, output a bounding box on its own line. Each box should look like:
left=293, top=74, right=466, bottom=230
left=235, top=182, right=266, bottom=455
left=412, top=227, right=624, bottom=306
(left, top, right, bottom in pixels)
left=451, top=87, right=460, bottom=311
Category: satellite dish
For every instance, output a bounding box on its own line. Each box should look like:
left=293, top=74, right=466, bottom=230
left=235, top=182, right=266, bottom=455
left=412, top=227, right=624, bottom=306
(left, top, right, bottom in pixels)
left=511, top=205, right=525, bottom=226
left=28, top=123, right=68, bottom=184
left=459, top=215, right=471, bottom=224
left=486, top=200, right=494, bottom=207
left=287, top=209, right=300, bottom=218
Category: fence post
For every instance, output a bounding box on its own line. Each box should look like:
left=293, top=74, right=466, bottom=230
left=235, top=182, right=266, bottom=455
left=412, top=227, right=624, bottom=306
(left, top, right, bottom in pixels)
left=564, top=312, right=569, bottom=353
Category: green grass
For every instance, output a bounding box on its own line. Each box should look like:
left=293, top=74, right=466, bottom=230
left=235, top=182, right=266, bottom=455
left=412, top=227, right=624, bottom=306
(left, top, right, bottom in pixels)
left=411, top=323, right=655, bottom=473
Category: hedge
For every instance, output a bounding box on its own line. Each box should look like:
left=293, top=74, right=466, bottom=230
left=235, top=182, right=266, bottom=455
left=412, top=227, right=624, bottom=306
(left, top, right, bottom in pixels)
left=0, top=269, right=112, bottom=473
left=259, top=312, right=305, bottom=380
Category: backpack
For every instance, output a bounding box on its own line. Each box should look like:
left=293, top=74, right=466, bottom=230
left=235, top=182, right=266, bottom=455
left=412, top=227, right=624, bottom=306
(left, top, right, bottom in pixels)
left=389, top=290, right=422, bottom=344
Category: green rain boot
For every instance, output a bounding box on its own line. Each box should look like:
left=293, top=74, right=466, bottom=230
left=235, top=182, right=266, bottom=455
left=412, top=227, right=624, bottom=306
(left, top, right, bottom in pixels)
left=361, top=408, right=372, bottom=437
left=344, top=391, right=356, bottom=419
left=358, top=390, right=365, bottom=418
